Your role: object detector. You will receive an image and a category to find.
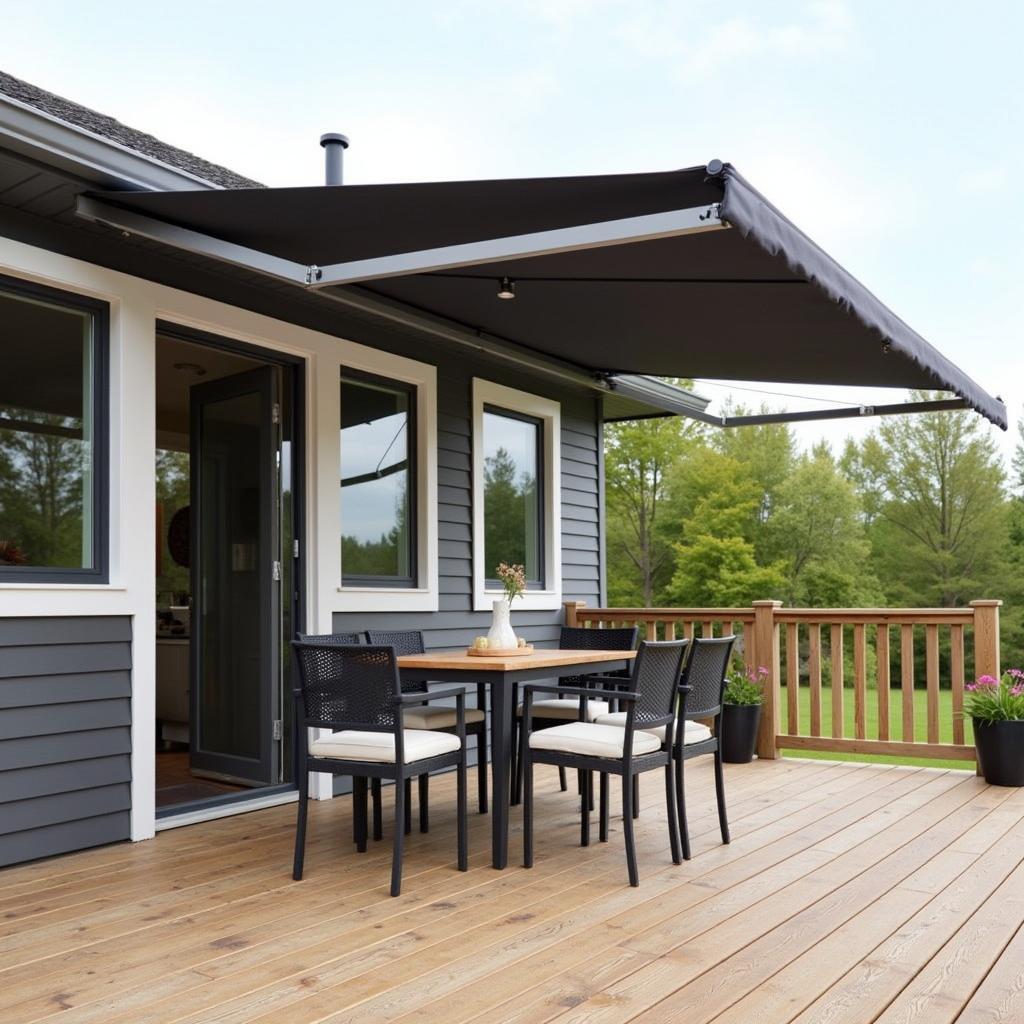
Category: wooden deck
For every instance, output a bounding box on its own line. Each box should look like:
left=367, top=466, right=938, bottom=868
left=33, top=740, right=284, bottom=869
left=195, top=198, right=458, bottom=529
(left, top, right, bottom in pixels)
left=3, top=758, right=1024, bottom=1024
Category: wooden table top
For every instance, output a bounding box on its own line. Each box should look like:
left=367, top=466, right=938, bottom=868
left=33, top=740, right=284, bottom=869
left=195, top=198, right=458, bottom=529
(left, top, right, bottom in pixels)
left=397, top=648, right=637, bottom=673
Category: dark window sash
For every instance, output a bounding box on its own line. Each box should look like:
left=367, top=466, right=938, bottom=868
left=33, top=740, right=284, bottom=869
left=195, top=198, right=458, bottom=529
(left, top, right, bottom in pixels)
left=481, top=403, right=546, bottom=589
left=0, top=272, right=109, bottom=584
left=340, top=368, right=418, bottom=588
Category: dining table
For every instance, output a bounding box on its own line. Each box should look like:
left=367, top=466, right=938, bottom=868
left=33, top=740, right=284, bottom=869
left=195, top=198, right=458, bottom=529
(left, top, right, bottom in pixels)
left=398, top=647, right=637, bottom=869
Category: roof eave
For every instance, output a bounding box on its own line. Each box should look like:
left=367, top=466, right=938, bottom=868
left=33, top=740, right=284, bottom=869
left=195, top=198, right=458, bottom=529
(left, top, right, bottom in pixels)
left=0, top=91, right=226, bottom=192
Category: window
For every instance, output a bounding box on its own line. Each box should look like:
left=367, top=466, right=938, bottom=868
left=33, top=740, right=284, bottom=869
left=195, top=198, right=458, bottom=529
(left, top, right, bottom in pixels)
left=482, top=407, right=543, bottom=587
left=340, top=372, right=416, bottom=586
left=472, top=379, right=561, bottom=611
left=0, top=275, right=108, bottom=583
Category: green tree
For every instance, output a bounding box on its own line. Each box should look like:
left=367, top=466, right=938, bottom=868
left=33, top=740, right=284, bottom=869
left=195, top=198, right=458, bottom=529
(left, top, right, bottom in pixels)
left=605, top=414, right=701, bottom=605
left=846, top=391, right=1007, bottom=607
left=767, top=445, right=882, bottom=606
left=667, top=534, right=785, bottom=606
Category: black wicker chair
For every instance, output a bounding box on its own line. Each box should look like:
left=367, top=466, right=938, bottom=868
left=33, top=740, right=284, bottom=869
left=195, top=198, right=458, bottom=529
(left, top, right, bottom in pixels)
left=511, top=625, right=638, bottom=804
left=291, top=641, right=468, bottom=896
left=670, top=635, right=736, bottom=860
left=521, top=640, right=687, bottom=887
left=366, top=630, right=488, bottom=838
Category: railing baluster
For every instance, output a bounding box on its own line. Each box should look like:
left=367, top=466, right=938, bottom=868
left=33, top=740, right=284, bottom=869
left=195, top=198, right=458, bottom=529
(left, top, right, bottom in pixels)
left=702, top=620, right=714, bottom=638
left=951, top=623, right=965, bottom=745
left=831, top=624, right=844, bottom=739
left=853, top=623, right=867, bottom=740
left=901, top=624, right=915, bottom=743
left=877, top=624, right=890, bottom=741
left=786, top=622, right=799, bottom=736
left=684, top=621, right=694, bottom=643
left=808, top=623, right=822, bottom=737
left=646, top=619, right=657, bottom=642
left=664, top=620, right=675, bottom=641
left=926, top=624, right=940, bottom=744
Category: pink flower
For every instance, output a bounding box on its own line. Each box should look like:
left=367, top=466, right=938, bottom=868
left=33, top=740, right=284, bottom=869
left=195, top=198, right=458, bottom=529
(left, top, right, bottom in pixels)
left=1008, top=668, right=1024, bottom=680
left=976, top=675, right=999, bottom=687
left=966, top=682, right=978, bottom=692
left=1012, top=684, right=1024, bottom=697
left=757, top=667, right=769, bottom=677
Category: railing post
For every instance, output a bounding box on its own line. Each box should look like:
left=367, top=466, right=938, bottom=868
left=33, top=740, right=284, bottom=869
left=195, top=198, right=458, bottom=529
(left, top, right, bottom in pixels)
left=753, top=600, right=783, bottom=759
left=563, top=600, right=584, bottom=628
left=970, top=600, right=1002, bottom=680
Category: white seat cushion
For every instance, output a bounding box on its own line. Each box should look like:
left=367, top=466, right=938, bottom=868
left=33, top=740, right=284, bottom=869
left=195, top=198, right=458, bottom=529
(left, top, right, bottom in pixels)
left=309, top=729, right=460, bottom=763
left=401, top=706, right=486, bottom=730
left=529, top=721, right=662, bottom=759
left=593, top=712, right=713, bottom=746
left=517, top=698, right=610, bottom=721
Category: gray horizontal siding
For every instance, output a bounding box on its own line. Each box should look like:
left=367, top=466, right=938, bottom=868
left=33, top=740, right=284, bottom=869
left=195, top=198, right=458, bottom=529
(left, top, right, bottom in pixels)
left=0, top=616, right=132, bottom=867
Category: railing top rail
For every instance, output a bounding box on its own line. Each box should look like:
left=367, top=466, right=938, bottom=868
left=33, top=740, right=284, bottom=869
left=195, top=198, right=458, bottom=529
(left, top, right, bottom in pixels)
left=774, top=608, right=975, bottom=624
left=574, top=607, right=755, bottom=620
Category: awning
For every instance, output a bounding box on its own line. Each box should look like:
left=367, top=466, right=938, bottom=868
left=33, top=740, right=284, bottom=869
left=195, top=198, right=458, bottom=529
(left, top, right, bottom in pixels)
left=78, top=162, right=1006, bottom=429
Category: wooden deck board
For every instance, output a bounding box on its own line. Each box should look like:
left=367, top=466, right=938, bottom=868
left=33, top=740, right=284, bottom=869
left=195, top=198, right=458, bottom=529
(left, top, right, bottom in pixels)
left=1, top=759, right=1022, bottom=1024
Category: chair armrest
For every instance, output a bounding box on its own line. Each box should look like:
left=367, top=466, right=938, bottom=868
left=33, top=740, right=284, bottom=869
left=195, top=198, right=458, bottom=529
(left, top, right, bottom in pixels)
left=394, top=687, right=467, bottom=705
left=522, top=683, right=640, bottom=702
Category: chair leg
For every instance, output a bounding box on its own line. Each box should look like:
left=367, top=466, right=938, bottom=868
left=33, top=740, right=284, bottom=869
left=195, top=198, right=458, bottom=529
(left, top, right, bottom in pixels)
left=558, top=765, right=568, bottom=792
left=404, top=777, right=412, bottom=835
left=599, top=772, right=609, bottom=843
left=391, top=775, right=406, bottom=897
left=477, top=729, right=488, bottom=814
left=622, top=770, right=639, bottom=887
left=665, top=763, right=682, bottom=865
left=675, top=753, right=691, bottom=861
left=523, top=748, right=534, bottom=868
left=419, top=773, right=429, bottom=834
left=580, top=771, right=591, bottom=847
left=371, top=778, right=383, bottom=841
left=292, top=767, right=308, bottom=881
left=512, top=718, right=525, bottom=806
left=457, top=750, right=468, bottom=871
left=477, top=684, right=489, bottom=815
left=354, top=776, right=368, bottom=853
left=632, top=773, right=640, bottom=819
left=714, top=748, right=730, bottom=845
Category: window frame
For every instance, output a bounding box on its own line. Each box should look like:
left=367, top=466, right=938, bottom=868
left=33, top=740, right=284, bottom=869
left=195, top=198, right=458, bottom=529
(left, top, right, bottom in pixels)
left=339, top=367, right=418, bottom=589
left=481, top=403, right=546, bottom=590
left=472, top=378, right=561, bottom=612
left=333, top=346, right=438, bottom=613
left=0, top=272, right=109, bottom=584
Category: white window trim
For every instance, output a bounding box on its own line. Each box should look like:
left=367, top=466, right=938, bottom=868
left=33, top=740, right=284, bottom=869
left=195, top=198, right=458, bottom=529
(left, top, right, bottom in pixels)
left=472, top=378, right=561, bottom=612
left=334, top=347, right=438, bottom=612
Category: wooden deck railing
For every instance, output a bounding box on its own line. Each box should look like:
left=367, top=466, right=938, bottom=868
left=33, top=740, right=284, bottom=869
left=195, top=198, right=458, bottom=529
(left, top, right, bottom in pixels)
left=564, top=599, right=1002, bottom=764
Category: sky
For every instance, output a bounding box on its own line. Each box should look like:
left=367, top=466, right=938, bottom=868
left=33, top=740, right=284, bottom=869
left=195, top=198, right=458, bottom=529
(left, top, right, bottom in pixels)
left=3, top=0, right=1022, bottom=465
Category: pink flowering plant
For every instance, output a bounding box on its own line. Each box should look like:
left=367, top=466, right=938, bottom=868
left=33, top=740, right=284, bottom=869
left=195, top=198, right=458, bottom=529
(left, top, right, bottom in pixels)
left=962, top=669, right=1024, bottom=724
left=724, top=664, right=767, bottom=706
left=494, top=562, right=527, bottom=604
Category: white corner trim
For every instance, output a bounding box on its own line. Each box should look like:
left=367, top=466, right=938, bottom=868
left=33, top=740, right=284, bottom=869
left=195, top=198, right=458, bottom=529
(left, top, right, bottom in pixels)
left=471, top=378, right=562, bottom=612
left=331, top=347, right=439, bottom=614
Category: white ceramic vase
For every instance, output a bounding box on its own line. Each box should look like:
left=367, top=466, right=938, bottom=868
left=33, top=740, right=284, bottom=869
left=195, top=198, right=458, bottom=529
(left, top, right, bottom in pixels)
left=486, top=598, right=518, bottom=650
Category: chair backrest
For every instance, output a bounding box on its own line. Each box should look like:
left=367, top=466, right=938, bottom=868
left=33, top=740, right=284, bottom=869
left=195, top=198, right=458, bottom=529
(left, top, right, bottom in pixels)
left=559, top=625, right=638, bottom=683
left=680, top=635, right=736, bottom=719
left=559, top=625, right=638, bottom=652
left=297, top=632, right=363, bottom=645
left=365, top=630, right=427, bottom=693
left=292, top=642, right=400, bottom=732
left=630, top=640, right=689, bottom=729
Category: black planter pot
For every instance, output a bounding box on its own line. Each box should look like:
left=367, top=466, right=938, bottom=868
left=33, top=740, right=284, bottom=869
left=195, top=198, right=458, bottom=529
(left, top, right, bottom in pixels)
left=973, top=719, right=1024, bottom=786
left=720, top=703, right=763, bottom=763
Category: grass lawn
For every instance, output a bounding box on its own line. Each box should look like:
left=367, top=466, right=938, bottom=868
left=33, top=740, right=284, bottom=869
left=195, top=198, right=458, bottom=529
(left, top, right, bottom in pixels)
left=777, top=685, right=976, bottom=771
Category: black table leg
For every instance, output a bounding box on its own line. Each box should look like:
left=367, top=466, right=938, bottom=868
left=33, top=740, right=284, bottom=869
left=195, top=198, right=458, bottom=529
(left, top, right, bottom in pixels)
left=490, top=677, right=513, bottom=869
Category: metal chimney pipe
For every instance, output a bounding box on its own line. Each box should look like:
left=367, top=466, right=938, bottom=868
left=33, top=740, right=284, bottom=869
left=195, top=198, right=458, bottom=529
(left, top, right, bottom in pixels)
left=319, top=133, right=349, bottom=185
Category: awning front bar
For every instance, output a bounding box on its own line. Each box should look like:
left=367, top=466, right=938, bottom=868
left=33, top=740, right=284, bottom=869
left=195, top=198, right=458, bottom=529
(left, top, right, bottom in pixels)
left=687, top=397, right=972, bottom=428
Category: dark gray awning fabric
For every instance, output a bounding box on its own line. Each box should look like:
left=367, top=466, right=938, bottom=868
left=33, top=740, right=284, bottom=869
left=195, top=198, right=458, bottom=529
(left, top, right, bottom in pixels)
left=87, top=164, right=1006, bottom=428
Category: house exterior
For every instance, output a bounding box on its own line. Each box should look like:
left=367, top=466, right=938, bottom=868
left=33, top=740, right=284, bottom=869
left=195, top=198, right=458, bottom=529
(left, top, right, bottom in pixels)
left=0, top=72, right=1004, bottom=869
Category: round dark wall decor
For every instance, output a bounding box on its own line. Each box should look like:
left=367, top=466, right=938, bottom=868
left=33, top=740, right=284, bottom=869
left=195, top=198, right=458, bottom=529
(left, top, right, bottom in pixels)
left=168, top=506, right=191, bottom=568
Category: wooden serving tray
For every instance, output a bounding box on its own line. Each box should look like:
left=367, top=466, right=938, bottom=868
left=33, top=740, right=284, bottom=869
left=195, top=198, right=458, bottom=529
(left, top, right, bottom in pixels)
left=466, top=645, right=535, bottom=657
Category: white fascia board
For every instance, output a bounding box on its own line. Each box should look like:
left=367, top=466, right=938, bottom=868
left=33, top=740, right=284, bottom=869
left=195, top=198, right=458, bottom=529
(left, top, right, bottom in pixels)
left=309, top=203, right=727, bottom=288
left=0, top=92, right=229, bottom=192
